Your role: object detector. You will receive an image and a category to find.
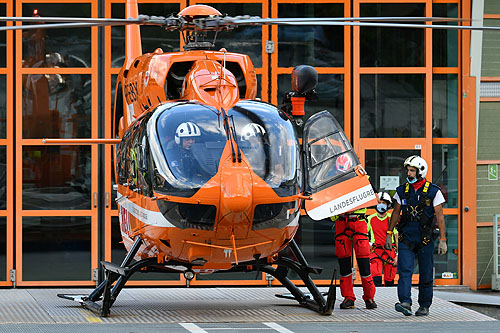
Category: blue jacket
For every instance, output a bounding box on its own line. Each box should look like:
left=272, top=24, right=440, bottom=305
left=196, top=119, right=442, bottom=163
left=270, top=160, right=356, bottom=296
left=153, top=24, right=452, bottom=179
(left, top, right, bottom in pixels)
left=395, top=181, right=440, bottom=243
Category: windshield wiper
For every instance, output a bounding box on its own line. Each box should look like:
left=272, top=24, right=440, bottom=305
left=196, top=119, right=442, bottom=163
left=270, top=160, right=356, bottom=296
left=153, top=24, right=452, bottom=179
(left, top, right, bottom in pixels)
left=229, top=115, right=242, bottom=163
left=221, top=108, right=240, bottom=163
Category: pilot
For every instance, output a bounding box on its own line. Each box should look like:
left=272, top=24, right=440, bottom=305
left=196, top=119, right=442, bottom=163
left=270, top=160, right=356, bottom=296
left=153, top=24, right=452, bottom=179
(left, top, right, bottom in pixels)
left=169, top=121, right=202, bottom=179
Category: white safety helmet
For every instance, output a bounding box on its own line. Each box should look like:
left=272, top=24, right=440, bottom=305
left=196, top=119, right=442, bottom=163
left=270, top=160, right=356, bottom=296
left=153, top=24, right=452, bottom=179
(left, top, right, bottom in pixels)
left=403, top=155, right=428, bottom=178
left=377, top=192, right=393, bottom=209
left=241, top=123, right=266, bottom=141
left=336, top=153, right=352, bottom=172
left=175, top=121, right=201, bottom=144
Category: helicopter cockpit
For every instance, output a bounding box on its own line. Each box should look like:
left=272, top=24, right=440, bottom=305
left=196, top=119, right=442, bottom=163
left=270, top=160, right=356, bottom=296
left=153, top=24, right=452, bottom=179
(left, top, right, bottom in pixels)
left=148, top=100, right=300, bottom=197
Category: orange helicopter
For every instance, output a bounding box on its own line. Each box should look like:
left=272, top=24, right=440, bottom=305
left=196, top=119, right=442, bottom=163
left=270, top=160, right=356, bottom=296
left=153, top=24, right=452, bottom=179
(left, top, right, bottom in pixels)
left=3, top=0, right=499, bottom=317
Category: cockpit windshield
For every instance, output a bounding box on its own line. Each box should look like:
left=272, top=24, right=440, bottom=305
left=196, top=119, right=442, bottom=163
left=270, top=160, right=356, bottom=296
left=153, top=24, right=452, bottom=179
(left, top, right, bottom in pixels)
left=229, top=100, right=299, bottom=195
left=148, top=102, right=226, bottom=190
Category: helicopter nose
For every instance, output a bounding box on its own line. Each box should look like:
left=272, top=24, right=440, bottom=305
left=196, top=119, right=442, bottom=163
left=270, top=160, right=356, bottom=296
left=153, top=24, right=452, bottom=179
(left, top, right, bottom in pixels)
left=220, top=161, right=252, bottom=214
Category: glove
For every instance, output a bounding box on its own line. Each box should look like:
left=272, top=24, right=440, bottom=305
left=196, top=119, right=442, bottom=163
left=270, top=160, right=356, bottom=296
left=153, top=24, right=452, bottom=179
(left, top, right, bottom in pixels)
left=437, top=239, right=447, bottom=255
left=384, top=234, right=393, bottom=250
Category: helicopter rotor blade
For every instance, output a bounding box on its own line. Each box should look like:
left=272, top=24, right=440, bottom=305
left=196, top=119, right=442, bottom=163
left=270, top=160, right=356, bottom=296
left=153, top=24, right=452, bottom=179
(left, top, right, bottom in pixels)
left=199, top=16, right=500, bottom=32
left=0, top=15, right=170, bottom=31
left=0, top=14, right=498, bottom=32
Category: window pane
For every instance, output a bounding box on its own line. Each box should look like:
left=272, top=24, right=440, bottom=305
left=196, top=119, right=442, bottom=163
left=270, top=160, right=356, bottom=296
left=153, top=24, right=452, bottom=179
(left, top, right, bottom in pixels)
left=0, top=4, right=6, bottom=68
left=360, top=4, right=425, bottom=67
left=23, top=146, right=91, bottom=210
left=278, top=74, right=344, bottom=130
left=365, top=149, right=420, bottom=195
left=433, top=74, right=458, bottom=138
left=111, top=3, right=181, bottom=68
left=434, top=215, right=459, bottom=279
left=0, top=217, right=5, bottom=281
left=433, top=4, right=459, bottom=67
left=0, top=75, right=5, bottom=139
left=22, top=74, right=91, bottom=139
left=0, top=146, right=5, bottom=210
left=209, top=3, right=262, bottom=68
left=432, top=144, right=459, bottom=208
left=278, top=3, right=344, bottom=67
left=22, top=4, right=91, bottom=68
left=22, top=217, right=91, bottom=281
left=361, top=74, right=425, bottom=138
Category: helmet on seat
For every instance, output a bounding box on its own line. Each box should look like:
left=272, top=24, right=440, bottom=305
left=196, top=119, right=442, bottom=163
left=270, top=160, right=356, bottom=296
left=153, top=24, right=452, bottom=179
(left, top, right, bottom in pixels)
left=175, top=122, right=201, bottom=144
left=336, top=154, right=353, bottom=172
left=403, top=155, right=428, bottom=178
left=241, top=123, right=266, bottom=141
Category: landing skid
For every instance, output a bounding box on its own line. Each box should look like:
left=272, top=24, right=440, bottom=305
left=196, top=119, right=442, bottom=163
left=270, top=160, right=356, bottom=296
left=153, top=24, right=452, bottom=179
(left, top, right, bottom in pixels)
left=58, top=238, right=336, bottom=317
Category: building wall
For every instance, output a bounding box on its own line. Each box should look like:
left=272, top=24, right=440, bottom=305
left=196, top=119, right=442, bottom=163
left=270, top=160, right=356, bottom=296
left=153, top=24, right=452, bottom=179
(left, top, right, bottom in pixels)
left=476, top=0, right=500, bottom=288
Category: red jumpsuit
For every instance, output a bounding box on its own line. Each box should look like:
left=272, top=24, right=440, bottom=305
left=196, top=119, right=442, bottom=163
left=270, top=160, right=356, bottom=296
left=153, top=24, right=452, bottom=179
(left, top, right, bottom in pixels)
left=334, top=213, right=376, bottom=302
left=367, top=213, right=397, bottom=286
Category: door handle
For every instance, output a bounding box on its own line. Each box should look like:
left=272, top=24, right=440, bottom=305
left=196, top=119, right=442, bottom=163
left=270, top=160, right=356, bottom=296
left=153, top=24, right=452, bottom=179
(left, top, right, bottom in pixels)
left=94, top=192, right=97, bottom=208
left=106, top=192, right=109, bottom=208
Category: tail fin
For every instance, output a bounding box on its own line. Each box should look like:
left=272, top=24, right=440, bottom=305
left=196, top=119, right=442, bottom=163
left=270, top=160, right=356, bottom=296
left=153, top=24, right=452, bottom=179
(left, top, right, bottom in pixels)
left=125, top=0, right=142, bottom=69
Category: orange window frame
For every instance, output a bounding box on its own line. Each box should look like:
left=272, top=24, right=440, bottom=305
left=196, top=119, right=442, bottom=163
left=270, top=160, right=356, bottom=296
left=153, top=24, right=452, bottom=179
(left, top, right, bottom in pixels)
left=0, top=0, right=14, bottom=287
left=15, top=0, right=100, bottom=286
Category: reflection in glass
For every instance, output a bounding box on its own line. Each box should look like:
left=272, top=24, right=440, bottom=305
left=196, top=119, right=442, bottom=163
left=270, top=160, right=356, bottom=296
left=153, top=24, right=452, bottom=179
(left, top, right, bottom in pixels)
left=22, top=146, right=91, bottom=210
left=278, top=74, right=344, bottom=129
left=433, top=75, right=458, bottom=138
left=22, top=4, right=91, bottom=68
left=278, top=4, right=343, bottom=67
left=22, top=74, right=91, bottom=139
left=433, top=4, right=458, bottom=68
left=0, top=146, right=5, bottom=210
left=360, top=74, right=425, bottom=138
left=0, top=217, right=5, bottom=281
left=0, top=4, right=6, bottom=68
left=0, top=75, right=5, bottom=139
left=365, top=149, right=419, bottom=197
left=434, top=215, right=459, bottom=279
left=360, top=4, right=424, bottom=67
left=22, top=216, right=91, bottom=281
left=209, top=3, right=262, bottom=68
left=432, top=144, right=458, bottom=208
left=111, top=4, right=181, bottom=68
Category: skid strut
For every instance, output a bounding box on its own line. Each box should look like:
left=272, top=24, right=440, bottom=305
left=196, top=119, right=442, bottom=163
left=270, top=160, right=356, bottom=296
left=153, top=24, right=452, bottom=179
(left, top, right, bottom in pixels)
left=262, top=239, right=336, bottom=315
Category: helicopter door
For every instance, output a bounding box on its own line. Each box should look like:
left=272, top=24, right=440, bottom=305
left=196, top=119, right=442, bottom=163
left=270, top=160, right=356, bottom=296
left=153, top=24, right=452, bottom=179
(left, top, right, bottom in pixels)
left=302, top=111, right=377, bottom=220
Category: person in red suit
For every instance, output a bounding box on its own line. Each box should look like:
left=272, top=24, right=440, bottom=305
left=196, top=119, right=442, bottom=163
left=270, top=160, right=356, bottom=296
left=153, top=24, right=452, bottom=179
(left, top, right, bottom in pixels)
left=331, top=154, right=377, bottom=310
left=367, top=192, right=398, bottom=287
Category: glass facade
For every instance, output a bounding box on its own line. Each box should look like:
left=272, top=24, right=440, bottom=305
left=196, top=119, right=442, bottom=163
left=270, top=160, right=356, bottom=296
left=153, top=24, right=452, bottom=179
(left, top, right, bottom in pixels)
left=360, top=74, right=425, bottom=138
left=22, top=217, right=91, bottom=281
left=0, top=0, right=465, bottom=287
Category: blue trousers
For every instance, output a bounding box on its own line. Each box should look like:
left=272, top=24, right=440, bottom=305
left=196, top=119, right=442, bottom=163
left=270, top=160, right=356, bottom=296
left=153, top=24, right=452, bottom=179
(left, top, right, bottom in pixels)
left=397, top=240, right=434, bottom=308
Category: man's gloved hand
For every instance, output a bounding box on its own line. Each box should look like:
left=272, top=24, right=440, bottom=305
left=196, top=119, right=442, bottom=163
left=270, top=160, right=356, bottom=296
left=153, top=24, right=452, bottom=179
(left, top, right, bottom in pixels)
left=437, top=239, right=447, bottom=255
left=384, top=234, right=393, bottom=250
left=393, top=254, right=398, bottom=267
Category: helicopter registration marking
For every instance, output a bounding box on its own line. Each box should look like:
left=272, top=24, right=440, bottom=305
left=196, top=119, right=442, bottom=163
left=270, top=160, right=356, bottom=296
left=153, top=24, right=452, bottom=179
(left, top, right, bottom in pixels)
left=117, top=193, right=176, bottom=228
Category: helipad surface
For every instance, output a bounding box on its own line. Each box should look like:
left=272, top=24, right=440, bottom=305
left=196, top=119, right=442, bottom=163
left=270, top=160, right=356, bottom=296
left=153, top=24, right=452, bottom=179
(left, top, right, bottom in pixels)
left=0, top=286, right=495, bottom=324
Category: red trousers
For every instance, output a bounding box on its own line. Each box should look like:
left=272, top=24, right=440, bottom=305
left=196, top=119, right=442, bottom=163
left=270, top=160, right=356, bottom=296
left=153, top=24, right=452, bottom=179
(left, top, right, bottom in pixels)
left=335, top=216, right=376, bottom=301
left=370, top=246, right=397, bottom=282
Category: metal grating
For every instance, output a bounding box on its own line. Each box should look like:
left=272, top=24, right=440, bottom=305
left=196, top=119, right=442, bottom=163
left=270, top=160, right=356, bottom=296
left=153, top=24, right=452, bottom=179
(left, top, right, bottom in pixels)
left=480, top=81, right=500, bottom=97
left=0, top=287, right=495, bottom=324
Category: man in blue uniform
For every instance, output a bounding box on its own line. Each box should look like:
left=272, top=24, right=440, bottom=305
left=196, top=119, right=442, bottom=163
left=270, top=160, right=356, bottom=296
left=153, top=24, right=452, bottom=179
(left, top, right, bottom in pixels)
left=384, top=155, right=447, bottom=317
